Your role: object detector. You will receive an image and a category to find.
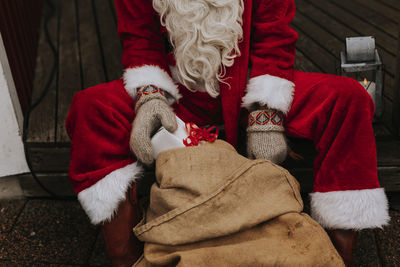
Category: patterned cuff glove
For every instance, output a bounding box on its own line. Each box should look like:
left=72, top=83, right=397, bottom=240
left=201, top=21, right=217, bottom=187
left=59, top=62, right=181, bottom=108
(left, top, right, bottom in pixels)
left=130, top=85, right=177, bottom=165
left=246, top=109, right=288, bottom=164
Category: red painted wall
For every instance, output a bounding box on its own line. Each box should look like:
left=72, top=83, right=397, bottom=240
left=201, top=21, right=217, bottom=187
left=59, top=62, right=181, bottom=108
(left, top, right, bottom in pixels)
left=0, top=0, right=44, bottom=114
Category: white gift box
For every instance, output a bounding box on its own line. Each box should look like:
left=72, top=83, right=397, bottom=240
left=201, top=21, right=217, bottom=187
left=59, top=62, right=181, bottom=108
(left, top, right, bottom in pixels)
left=151, top=116, right=188, bottom=159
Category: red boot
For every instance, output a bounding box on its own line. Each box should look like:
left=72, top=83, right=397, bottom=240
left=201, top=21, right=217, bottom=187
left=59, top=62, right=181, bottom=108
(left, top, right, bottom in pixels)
left=101, top=183, right=144, bottom=267
left=327, top=229, right=358, bottom=267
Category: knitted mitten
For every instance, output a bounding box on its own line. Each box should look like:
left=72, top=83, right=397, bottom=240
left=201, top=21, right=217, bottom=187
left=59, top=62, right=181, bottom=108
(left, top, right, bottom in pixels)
left=246, top=109, right=288, bottom=164
left=130, top=85, right=177, bottom=165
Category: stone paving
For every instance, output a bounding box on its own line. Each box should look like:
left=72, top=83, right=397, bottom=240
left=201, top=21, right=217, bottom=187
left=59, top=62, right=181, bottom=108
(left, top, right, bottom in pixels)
left=0, top=198, right=399, bottom=266
left=0, top=199, right=110, bottom=266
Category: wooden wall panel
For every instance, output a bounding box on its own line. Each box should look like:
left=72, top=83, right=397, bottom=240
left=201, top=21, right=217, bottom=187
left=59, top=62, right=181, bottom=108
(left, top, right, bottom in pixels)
left=394, top=20, right=400, bottom=135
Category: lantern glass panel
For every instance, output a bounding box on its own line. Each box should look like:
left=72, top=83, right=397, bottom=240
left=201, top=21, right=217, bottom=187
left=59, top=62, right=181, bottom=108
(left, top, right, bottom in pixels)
left=340, top=50, right=383, bottom=118
left=341, top=70, right=374, bottom=83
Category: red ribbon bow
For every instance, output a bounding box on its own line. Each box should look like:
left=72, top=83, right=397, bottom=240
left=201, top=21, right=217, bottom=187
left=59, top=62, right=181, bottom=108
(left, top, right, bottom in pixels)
left=183, top=123, right=219, bottom=147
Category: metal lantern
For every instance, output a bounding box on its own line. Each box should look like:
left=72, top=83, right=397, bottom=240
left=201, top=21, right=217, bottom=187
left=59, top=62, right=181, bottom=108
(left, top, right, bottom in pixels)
left=340, top=36, right=383, bottom=118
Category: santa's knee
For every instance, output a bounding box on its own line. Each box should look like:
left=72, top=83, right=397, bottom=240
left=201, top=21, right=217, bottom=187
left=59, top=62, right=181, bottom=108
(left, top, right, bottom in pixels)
left=66, top=87, right=102, bottom=138
left=66, top=80, right=134, bottom=137
left=70, top=80, right=126, bottom=115
left=323, top=76, right=375, bottom=119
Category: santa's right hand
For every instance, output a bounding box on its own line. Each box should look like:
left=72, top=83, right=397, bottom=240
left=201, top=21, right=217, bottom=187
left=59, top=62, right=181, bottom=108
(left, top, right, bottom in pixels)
left=129, top=86, right=177, bottom=165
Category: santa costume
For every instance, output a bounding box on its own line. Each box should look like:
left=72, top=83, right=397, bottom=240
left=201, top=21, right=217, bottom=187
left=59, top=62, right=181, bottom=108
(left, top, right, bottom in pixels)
left=66, top=0, right=389, bottom=265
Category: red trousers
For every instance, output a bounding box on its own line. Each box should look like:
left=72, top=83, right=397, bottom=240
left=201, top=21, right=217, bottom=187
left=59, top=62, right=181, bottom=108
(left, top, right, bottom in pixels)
left=66, top=71, right=383, bottom=226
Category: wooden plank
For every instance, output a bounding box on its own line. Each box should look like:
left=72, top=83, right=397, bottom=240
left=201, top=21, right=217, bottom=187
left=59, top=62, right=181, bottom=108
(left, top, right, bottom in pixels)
left=77, top=0, right=106, bottom=89
left=30, top=139, right=400, bottom=175
left=380, top=0, right=400, bottom=11
left=108, top=0, right=117, bottom=26
left=298, top=0, right=396, bottom=100
left=25, top=138, right=400, bottom=193
left=388, top=192, right=400, bottom=211
left=56, top=0, right=82, bottom=143
left=18, top=173, right=75, bottom=197
left=27, top=0, right=59, bottom=143
left=27, top=146, right=70, bottom=173
left=293, top=11, right=344, bottom=58
left=352, top=0, right=400, bottom=24
left=93, top=0, right=123, bottom=82
left=377, top=139, right=400, bottom=167
left=334, top=0, right=398, bottom=39
left=292, top=25, right=337, bottom=74
left=378, top=167, right=400, bottom=192
left=382, top=95, right=395, bottom=133
left=373, top=122, right=392, bottom=137
left=382, top=75, right=395, bottom=102
left=394, top=19, right=400, bottom=136
left=294, top=49, right=322, bottom=73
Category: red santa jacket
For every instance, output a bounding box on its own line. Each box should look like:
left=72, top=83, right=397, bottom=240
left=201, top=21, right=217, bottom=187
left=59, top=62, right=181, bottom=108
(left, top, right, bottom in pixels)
left=115, top=0, right=298, bottom=145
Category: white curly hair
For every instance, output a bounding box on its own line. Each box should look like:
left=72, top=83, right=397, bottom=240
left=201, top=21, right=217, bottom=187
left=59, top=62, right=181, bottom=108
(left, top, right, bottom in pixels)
left=153, top=0, right=244, bottom=97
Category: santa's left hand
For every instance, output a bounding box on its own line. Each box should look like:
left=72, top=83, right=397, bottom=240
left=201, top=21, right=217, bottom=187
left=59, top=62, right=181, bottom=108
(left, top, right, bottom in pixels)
left=246, top=109, right=288, bottom=164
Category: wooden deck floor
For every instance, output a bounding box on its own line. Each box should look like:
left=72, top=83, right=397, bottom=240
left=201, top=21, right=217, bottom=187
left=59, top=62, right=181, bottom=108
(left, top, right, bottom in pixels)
left=27, top=0, right=121, bottom=144
left=26, top=0, right=400, bottom=191
left=27, top=0, right=400, bottom=144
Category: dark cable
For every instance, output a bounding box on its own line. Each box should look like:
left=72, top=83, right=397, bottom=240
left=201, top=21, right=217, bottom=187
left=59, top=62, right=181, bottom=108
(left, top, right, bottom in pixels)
left=22, top=0, right=75, bottom=200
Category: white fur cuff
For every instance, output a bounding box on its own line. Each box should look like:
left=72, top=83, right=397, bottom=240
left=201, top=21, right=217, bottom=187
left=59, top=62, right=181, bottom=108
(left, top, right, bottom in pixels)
left=123, top=65, right=182, bottom=102
left=242, top=74, right=294, bottom=114
left=310, top=188, right=390, bottom=230
left=77, top=162, right=144, bottom=225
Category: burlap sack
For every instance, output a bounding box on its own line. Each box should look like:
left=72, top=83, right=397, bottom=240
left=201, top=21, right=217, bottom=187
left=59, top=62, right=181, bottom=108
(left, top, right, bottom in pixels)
left=133, top=140, right=344, bottom=267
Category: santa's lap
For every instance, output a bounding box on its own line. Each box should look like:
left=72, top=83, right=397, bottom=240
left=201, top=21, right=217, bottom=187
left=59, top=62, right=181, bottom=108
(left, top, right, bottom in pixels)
left=66, top=70, right=383, bottom=228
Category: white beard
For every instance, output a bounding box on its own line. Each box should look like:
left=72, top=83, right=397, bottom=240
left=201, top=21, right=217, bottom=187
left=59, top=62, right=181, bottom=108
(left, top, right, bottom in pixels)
left=153, top=0, right=244, bottom=97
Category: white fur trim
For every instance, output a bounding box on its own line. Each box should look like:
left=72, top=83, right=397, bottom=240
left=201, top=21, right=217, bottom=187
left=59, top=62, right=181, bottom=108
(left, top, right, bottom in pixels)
left=77, top=162, right=144, bottom=225
left=123, top=65, right=182, bottom=101
left=242, top=74, right=294, bottom=114
left=310, top=188, right=390, bottom=230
